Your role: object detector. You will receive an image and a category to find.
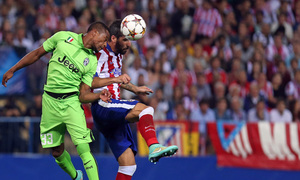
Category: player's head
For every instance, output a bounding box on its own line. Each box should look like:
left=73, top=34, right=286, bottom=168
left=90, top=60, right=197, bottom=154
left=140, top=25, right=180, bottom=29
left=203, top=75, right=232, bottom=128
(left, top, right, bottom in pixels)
left=87, top=21, right=110, bottom=52
left=109, top=20, right=131, bottom=55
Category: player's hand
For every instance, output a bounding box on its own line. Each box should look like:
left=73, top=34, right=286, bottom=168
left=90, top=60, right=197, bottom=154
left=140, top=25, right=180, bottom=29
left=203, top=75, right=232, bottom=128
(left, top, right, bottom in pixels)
left=2, top=70, right=14, bottom=87
left=116, top=74, right=131, bottom=84
left=99, top=89, right=112, bottom=103
left=135, top=86, right=153, bottom=96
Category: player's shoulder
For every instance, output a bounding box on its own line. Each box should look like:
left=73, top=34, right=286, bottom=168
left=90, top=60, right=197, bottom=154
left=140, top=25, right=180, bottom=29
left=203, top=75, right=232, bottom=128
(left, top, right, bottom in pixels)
left=96, top=49, right=109, bottom=60
left=51, top=31, right=78, bottom=39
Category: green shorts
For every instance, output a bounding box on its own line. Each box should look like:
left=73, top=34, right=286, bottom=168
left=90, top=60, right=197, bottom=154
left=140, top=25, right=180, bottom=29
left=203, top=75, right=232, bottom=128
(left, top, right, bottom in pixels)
left=40, top=92, right=93, bottom=148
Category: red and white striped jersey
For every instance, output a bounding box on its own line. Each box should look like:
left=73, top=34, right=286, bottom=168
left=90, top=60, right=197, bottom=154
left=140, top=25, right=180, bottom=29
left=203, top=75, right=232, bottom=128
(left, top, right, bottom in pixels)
left=193, top=7, right=222, bottom=37
left=93, top=45, right=123, bottom=100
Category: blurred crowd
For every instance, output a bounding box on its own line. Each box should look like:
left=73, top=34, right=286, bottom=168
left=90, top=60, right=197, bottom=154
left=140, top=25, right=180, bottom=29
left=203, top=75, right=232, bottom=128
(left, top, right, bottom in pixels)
left=1, top=0, right=300, bottom=135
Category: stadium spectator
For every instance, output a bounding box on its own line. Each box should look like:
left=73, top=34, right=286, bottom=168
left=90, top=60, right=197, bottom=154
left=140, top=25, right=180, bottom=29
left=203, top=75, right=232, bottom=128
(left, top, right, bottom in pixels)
left=276, top=60, right=292, bottom=87
left=143, top=28, right=162, bottom=50
left=154, top=88, right=169, bottom=119
left=190, top=98, right=216, bottom=135
left=149, top=96, right=166, bottom=121
left=285, top=70, right=300, bottom=101
left=247, top=100, right=270, bottom=122
left=229, top=70, right=250, bottom=98
left=239, top=37, right=255, bottom=63
left=210, top=81, right=227, bottom=109
left=205, top=56, right=227, bottom=85
left=244, top=82, right=266, bottom=112
left=289, top=99, right=300, bottom=122
left=230, top=96, right=247, bottom=122
left=214, top=97, right=231, bottom=121
left=169, top=59, right=196, bottom=93
left=168, top=85, right=184, bottom=112
left=195, top=72, right=212, bottom=101
left=266, top=34, right=289, bottom=62
left=271, top=12, right=293, bottom=41
left=253, top=23, right=274, bottom=48
left=186, top=43, right=208, bottom=71
left=270, top=99, right=292, bottom=122
left=170, top=0, right=194, bottom=38
left=268, top=73, right=286, bottom=108
left=285, top=41, right=300, bottom=70
left=227, top=58, right=244, bottom=84
left=190, top=0, right=222, bottom=42
left=183, top=84, right=199, bottom=116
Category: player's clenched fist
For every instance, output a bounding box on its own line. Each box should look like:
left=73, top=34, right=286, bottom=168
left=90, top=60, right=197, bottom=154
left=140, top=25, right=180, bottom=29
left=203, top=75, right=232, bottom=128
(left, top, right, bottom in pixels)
left=2, top=70, right=14, bottom=87
left=99, top=89, right=112, bottom=102
left=116, top=74, right=131, bottom=84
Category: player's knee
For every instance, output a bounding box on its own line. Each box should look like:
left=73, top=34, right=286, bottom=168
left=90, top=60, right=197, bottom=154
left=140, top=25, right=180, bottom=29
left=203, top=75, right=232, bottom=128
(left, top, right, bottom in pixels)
left=52, top=148, right=64, bottom=158
left=118, top=165, right=137, bottom=176
left=139, top=106, right=154, bottom=119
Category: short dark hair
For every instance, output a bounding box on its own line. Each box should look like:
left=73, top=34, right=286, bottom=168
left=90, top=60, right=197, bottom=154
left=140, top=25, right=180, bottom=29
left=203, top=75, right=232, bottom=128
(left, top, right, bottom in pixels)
left=199, top=98, right=210, bottom=106
left=87, top=21, right=110, bottom=34
left=109, top=20, right=124, bottom=40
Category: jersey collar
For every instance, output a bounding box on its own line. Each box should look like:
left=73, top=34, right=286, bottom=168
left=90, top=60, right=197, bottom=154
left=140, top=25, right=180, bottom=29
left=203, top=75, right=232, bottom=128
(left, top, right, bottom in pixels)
left=105, top=43, right=118, bottom=56
left=106, top=43, right=113, bottom=52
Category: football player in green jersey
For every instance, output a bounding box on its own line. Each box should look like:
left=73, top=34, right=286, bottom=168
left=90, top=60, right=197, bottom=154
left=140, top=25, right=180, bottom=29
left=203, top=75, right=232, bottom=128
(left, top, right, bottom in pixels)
left=2, top=21, right=110, bottom=180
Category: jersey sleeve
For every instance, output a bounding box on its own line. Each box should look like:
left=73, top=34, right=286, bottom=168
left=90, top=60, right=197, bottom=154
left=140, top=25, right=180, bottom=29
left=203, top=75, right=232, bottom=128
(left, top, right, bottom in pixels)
left=43, top=31, right=66, bottom=52
left=81, top=59, right=97, bottom=87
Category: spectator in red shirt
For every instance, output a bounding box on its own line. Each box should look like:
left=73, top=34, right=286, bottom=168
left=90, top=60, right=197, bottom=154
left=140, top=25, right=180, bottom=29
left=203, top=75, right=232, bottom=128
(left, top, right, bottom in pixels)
left=205, top=57, right=227, bottom=85
left=190, top=0, right=222, bottom=42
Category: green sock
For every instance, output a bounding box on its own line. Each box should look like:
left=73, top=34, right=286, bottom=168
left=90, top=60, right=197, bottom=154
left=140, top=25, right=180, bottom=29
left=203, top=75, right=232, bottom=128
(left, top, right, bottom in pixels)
left=55, top=150, right=77, bottom=179
left=77, top=143, right=99, bottom=180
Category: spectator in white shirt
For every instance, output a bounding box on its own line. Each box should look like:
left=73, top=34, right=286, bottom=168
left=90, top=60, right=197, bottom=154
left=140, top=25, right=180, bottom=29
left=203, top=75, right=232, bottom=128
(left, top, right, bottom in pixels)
left=190, top=98, right=215, bottom=135
left=270, top=99, right=292, bottom=122
left=247, top=100, right=270, bottom=122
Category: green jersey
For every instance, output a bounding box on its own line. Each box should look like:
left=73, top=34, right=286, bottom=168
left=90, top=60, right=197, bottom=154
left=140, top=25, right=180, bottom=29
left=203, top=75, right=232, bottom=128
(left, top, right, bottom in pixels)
left=43, top=31, right=97, bottom=93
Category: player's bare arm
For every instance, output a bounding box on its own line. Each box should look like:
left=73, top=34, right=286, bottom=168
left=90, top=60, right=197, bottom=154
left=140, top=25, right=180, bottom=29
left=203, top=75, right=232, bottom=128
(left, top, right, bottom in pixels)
left=120, top=83, right=153, bottom=95
left=2, top=46, right=47, bottom=87
left=91, top=74, right=131, bottom=89
left=79, top=82, right=111, bottom=103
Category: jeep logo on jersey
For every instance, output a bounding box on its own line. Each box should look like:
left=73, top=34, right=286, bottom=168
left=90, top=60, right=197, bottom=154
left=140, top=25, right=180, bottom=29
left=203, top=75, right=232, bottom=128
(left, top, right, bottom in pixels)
left=58, top=56, right=79, bottom=73
left=83, top=58, right=89, bottom=66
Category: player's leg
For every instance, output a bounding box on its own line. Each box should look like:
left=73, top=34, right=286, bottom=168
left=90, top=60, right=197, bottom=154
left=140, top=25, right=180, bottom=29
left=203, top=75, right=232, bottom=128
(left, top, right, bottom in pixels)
left=52, top=143, right=80, bottom=180
left=76, top=143, right=99, bottom=180
left=125, top=103, right=178, bottom=163
left=116, top=148, right=137, bottom=180
left=66, top=97, right=99, bottom=180
left=126, top=103, right=158, bottom=146
left=91, top=99, right=139, bottom=180
left=40, top=93, right=81, bottom=180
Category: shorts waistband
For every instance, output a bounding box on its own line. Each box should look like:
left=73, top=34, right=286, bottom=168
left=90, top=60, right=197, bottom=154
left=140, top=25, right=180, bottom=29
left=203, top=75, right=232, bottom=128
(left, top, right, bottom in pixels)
left=44, top=91, right=78, bottom=100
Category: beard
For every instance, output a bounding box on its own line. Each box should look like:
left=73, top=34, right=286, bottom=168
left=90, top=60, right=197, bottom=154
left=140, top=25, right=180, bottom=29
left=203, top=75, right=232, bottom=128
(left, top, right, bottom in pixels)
left=116, top=41, right=129, bottom=55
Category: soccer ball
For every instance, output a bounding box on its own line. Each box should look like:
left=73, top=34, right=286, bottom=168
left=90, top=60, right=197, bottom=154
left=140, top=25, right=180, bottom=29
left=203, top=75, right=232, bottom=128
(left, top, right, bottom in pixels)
left=121, top=14, right=146, bottom=41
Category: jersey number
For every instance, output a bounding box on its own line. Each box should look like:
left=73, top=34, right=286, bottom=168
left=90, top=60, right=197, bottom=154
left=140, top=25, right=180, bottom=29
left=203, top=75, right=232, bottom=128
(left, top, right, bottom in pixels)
left=41, top=133, right=53, bottom=145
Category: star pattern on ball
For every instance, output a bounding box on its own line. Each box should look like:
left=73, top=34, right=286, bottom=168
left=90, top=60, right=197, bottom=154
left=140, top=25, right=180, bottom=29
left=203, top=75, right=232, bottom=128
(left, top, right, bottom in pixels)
left=133, top=16, right=142, bottom=26
left=141, top=27, right=146, bottom=36
left=122, top=18, right=129, bottom=29
left=128, top=28, right=137, bottom=38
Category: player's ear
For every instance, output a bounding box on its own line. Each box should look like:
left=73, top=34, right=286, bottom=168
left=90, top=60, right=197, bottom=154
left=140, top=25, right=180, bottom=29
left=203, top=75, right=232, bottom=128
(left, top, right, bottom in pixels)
left=111, top=35, right=117, bottom=43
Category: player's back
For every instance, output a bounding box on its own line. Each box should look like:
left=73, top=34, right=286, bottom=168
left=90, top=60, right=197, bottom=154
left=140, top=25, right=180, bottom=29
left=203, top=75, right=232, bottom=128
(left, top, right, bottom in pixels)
left=43, top=31, right=97, bottom=94
left=94, top=45, right=123, bottom=99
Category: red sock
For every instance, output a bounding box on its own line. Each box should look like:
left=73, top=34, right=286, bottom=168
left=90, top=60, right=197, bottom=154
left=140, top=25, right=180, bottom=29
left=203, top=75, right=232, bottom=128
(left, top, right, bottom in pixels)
left=116, top=172, right=132, bottom=180
left=138, top=113, right=159, bottom=147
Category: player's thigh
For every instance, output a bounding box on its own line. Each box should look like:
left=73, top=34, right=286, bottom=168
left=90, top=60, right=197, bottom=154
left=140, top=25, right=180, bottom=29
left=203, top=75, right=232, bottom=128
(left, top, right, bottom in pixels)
left=65, top=100, right=93, bottom=146
left=40, top=94, right=66, bottom=148
left=125, top=103, right=148, bottom=123
left=118, top=148, right=136, bottom=166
